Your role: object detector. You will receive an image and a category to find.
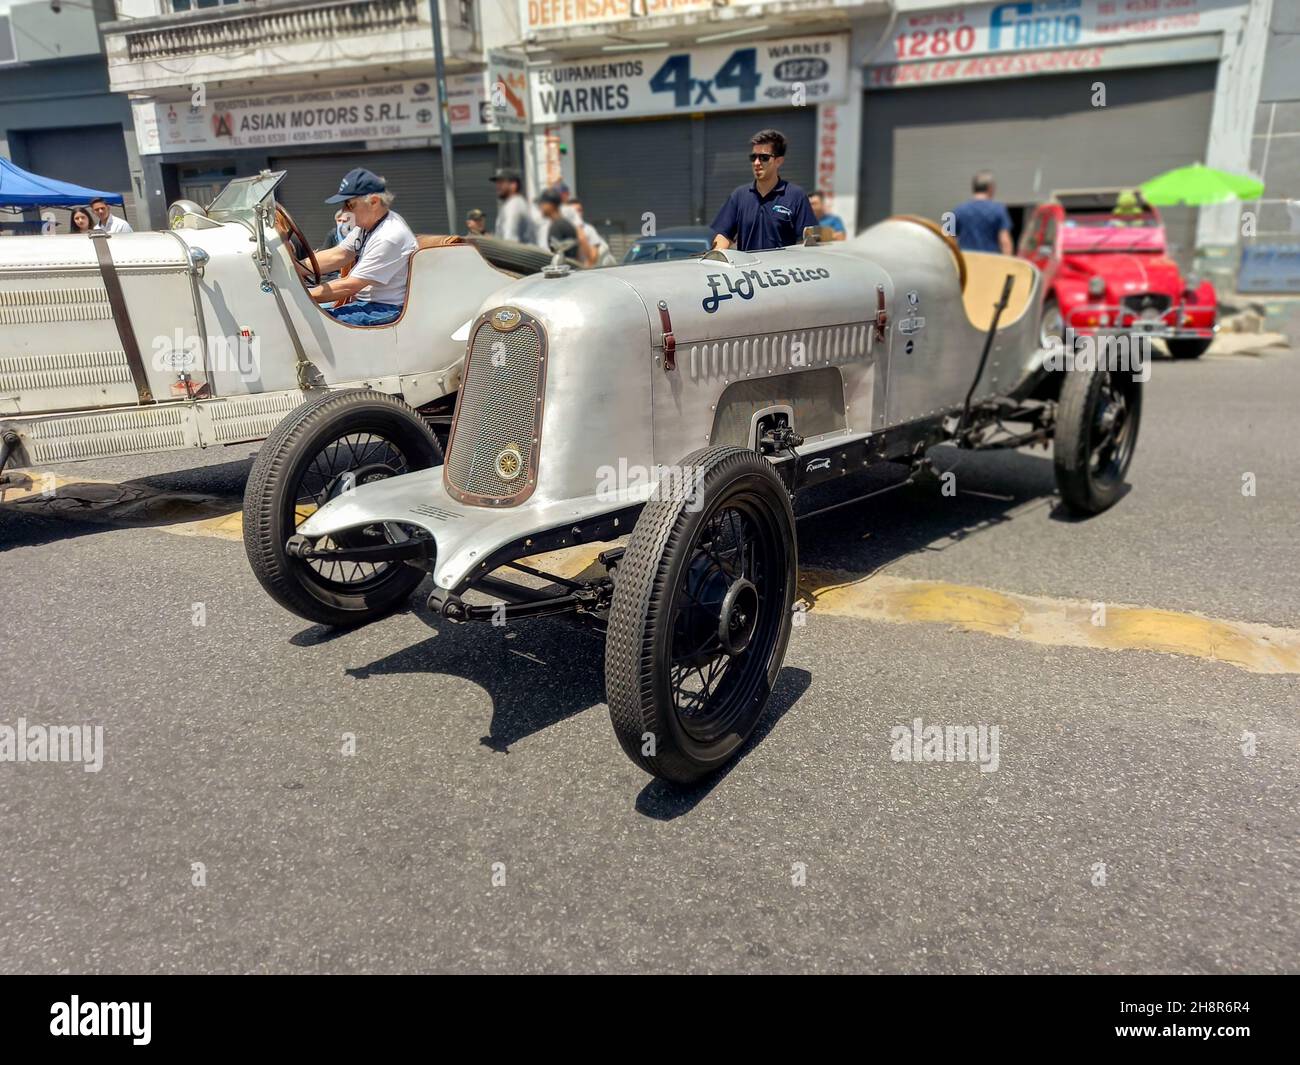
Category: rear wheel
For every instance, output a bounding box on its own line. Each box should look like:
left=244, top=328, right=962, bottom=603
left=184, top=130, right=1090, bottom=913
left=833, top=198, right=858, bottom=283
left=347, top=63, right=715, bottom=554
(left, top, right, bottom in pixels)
left=243, top=389, right=442, bottom=626
left=1053, top=367, right=1142, bottom=515
left=1166, top=337, right=1212, bottom=359
left=605, top=447, right=797, bottom=784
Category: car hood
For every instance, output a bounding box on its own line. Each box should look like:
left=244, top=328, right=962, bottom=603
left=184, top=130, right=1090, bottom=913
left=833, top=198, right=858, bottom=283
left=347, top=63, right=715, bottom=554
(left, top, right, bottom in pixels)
left=1063, top=252, right=1183, bottom=294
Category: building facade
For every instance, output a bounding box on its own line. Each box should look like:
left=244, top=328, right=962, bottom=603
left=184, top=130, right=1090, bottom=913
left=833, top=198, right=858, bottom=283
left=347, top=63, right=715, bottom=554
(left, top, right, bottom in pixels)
left=0, top=0, right=141, bottom=232
left=103, top=0, right=525, bottom=236
left=7, top=0, right=1275, bottom=292
left=516, top=0, right=1271, bottom=281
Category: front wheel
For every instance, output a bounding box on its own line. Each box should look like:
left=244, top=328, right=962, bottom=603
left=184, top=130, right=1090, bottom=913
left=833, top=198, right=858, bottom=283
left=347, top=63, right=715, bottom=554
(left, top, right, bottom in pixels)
left=1166, top=337, right=1212, bottom=359
left=243, top=389, right=443, bottom=626
left=1053, top=367, right=1142, bottom=515
left=605, top=447, right=797, bottom=784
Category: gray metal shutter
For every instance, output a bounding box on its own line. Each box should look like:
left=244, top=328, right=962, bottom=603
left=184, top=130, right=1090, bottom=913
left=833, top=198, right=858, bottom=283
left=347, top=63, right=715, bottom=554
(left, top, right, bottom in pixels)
left=576, top=116, right=695, bottom=258
left=22, top=125, right=136, bottom=231
left=702, top=108, right=818, bottom=221
left=859, top=63, right=1216, bottom=266
left=270, top=144, right=497, bottom=243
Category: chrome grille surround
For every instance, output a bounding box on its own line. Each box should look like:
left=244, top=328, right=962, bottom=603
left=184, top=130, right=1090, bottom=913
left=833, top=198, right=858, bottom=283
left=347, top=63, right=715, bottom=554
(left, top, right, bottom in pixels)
left=1121, top=293, right=1171, bottom=318
left=444, top=308, right=547, bottom=507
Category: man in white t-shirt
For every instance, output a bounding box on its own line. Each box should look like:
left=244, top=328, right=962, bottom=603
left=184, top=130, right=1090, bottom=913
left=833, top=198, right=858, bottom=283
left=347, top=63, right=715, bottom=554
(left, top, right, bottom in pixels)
left=90, top=197, right=132, bottom=234
left=304, top=168, right=418, bottom=326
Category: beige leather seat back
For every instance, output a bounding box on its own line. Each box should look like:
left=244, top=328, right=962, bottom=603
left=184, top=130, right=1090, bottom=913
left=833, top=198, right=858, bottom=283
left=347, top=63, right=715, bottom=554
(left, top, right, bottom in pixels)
left=961, top=252, right=1037, bottom=332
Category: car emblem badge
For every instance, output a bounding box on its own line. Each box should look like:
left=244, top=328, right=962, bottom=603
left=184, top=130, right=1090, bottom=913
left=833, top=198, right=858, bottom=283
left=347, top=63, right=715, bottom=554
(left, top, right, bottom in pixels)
left=495, top=445, right=524, bottom=481
left=907, top=290, right=919, bottom=306
left=490, top=308, right=523, bottom=331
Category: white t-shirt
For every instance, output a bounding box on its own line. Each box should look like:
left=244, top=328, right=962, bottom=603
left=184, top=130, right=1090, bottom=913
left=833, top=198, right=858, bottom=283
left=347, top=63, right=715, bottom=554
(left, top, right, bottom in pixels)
left=341, top=210, right=418, bottom=305
left=494, top=194, right=536, bottom=245
left=95, top=214, right=132, bottom=234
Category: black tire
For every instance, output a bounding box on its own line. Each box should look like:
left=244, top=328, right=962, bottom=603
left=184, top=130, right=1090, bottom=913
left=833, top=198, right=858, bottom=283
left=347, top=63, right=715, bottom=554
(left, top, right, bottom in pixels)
left=1053, top=367, right=1142, bottom=515
left=1166, top=337, right=1212, bottom=359
left=243, top=389, right=443, bottom=627
left=605, top=446, right=797, bottom=784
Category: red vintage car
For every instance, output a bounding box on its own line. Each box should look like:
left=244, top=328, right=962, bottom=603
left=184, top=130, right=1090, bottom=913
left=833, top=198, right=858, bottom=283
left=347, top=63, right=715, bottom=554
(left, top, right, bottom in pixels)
left=1020, top=188, right=1217, bottom=359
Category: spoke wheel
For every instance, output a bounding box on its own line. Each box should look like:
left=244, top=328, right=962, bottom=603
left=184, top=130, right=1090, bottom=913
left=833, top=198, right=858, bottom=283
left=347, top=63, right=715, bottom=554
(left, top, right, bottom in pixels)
left=244, top=389, right=442, bottom=626
left=606, top=446, right=797, bottom=784
left=1054, top=366, right=1142, bottom=515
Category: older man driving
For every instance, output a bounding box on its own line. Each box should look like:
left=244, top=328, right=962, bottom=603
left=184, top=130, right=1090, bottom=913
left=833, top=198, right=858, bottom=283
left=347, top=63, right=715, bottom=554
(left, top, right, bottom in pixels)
left=304, top=168, right=418, bottom=326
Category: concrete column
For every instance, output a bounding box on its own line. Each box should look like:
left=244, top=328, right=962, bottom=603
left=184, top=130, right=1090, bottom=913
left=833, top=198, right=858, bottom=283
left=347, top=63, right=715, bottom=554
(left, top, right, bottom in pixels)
left=1197, top=0, right=1275, bottom=265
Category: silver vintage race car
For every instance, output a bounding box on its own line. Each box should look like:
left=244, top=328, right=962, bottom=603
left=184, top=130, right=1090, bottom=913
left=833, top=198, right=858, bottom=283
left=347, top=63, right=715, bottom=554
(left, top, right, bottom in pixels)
left=0, top=169, right=556, bottom=482
left=244, top=215, right=1143, bottom=784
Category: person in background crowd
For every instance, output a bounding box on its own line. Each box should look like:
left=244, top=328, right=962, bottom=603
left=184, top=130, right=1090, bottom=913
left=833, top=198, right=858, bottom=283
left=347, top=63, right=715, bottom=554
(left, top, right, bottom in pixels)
left=89, top=197, right=132, bottom=234
left=711, top=129, right=817, bottom=252
left=302, top=167, right=417, bottom=326
left=549, top=182, right=580, bottom=224
left=951, top=171, right=1012, bottom=255
left=537, top=190, right=595, bottom=266
left=69, top=206, right=94, bottom=234
left=322, top=209, right=353, bottom=251
left=567, top=198, right=617, bottom=266
left=465, top=208, right=487, bottom=236
left=809, top=190, right=847, bottom=241
left=490, top=168, right=536, bottom=246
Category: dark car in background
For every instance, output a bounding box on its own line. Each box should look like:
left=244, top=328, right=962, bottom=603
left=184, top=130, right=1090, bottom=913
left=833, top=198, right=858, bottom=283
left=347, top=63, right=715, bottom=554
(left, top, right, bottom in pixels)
left=621, top=226, right=713, bottom=265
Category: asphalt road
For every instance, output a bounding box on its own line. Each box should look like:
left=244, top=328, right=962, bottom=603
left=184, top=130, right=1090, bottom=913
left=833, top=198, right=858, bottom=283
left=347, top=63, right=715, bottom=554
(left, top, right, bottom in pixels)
left=0, top=343, right=1296, bottom=973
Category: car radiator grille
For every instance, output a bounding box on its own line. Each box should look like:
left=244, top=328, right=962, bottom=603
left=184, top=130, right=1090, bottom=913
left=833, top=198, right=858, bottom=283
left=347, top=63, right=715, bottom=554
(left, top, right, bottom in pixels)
left=444, top=312, right=546, bottom=506
left=1122, top=293, right=1171, bottom=318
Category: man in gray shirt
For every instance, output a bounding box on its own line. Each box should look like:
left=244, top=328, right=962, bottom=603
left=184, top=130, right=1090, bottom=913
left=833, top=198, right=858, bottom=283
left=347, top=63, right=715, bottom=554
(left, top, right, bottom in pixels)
left=490, top=168, right=536, bottom=246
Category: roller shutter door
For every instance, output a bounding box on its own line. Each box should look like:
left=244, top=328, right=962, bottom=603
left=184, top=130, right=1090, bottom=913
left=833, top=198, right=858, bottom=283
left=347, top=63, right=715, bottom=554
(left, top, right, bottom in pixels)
left=859, top=63, right=1216, bottom=266
left=576, top=107, right=818, bottom=258
left=22, top=125, right=136, bottom=231
left=575, top=117, right=695, bottom=258
left=270, top=144, right=498, bottom=242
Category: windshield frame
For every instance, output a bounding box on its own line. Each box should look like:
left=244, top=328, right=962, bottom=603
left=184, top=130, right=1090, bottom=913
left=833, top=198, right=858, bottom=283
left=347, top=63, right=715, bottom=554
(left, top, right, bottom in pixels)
left=206, top=171, right=287, bottom=222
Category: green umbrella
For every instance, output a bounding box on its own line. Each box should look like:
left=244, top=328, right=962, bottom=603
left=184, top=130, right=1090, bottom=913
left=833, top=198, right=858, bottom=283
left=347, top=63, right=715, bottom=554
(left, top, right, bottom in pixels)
left=1140, top=163, right=1264, bottom=206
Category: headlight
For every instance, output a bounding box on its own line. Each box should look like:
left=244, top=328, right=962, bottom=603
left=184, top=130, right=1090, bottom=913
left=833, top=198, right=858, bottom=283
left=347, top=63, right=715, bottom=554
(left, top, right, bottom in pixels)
left=1088, top=276, right=1106, bottom=299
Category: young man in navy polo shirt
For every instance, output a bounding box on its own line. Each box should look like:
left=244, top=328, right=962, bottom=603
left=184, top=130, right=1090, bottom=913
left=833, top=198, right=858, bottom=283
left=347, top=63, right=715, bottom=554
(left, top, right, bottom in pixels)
left=710, top=129, right=818, bottom=253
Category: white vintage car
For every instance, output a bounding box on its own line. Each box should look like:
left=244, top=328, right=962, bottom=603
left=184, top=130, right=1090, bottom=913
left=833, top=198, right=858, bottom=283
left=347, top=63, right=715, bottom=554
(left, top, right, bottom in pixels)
left=243, top=216, right=1143, bottom=785
left=0, top=170, right=549, bottom=477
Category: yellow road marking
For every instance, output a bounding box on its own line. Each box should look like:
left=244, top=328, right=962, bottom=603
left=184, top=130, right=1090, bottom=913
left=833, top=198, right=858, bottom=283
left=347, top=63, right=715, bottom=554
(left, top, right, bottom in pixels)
left=798, top=568, right=1300, bottom=675
left=6, top=470, right=1298, bottom=673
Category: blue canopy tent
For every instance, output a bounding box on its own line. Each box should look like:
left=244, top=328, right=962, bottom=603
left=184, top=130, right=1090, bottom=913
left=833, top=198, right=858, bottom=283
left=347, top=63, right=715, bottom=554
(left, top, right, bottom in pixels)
left=0, top=157, right=124, bottom=208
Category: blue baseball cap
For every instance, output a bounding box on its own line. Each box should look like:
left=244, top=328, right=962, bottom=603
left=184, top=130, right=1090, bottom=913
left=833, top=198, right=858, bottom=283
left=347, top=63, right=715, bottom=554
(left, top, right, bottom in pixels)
left=325, top=167, right=386, bottom=204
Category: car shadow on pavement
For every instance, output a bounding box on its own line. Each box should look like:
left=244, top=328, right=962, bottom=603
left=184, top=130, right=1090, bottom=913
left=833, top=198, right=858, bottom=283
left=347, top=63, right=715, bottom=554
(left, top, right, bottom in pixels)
left=633, top=666, right=813, bottom=821
left=339, top=611, right=610, bottom=755
left=794, top=445, right=1061, bottom=574
left=0, top=457, right=254, bottom=552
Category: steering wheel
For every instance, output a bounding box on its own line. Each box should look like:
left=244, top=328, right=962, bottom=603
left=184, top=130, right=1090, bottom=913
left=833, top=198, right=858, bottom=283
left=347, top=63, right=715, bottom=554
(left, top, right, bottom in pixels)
left=275, top=203, right=320, bottom=287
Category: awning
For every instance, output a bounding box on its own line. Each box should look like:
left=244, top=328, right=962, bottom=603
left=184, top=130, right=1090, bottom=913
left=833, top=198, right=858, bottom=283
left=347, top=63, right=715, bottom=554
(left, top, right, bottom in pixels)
left=0, top=157, right=125, bottom=208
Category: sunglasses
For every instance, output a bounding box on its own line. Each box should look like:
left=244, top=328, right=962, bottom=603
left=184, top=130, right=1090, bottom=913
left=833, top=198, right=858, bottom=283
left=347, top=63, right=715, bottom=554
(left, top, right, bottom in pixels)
left=749, top=152, right=775, bottom=163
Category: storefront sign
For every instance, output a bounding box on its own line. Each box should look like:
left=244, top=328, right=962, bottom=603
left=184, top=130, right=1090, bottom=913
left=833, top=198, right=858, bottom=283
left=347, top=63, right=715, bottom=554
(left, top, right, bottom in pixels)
left=133, top=75, right=494, bottom=156
left=488, top=50, right=530, bottom=133
left=521, top=0, right=815, bottom=35
left=867, top=32, right=1222, bottom=86
left=530, top=34, right=848, bottom=123
left=869, top=0, right=1244, bottom=67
